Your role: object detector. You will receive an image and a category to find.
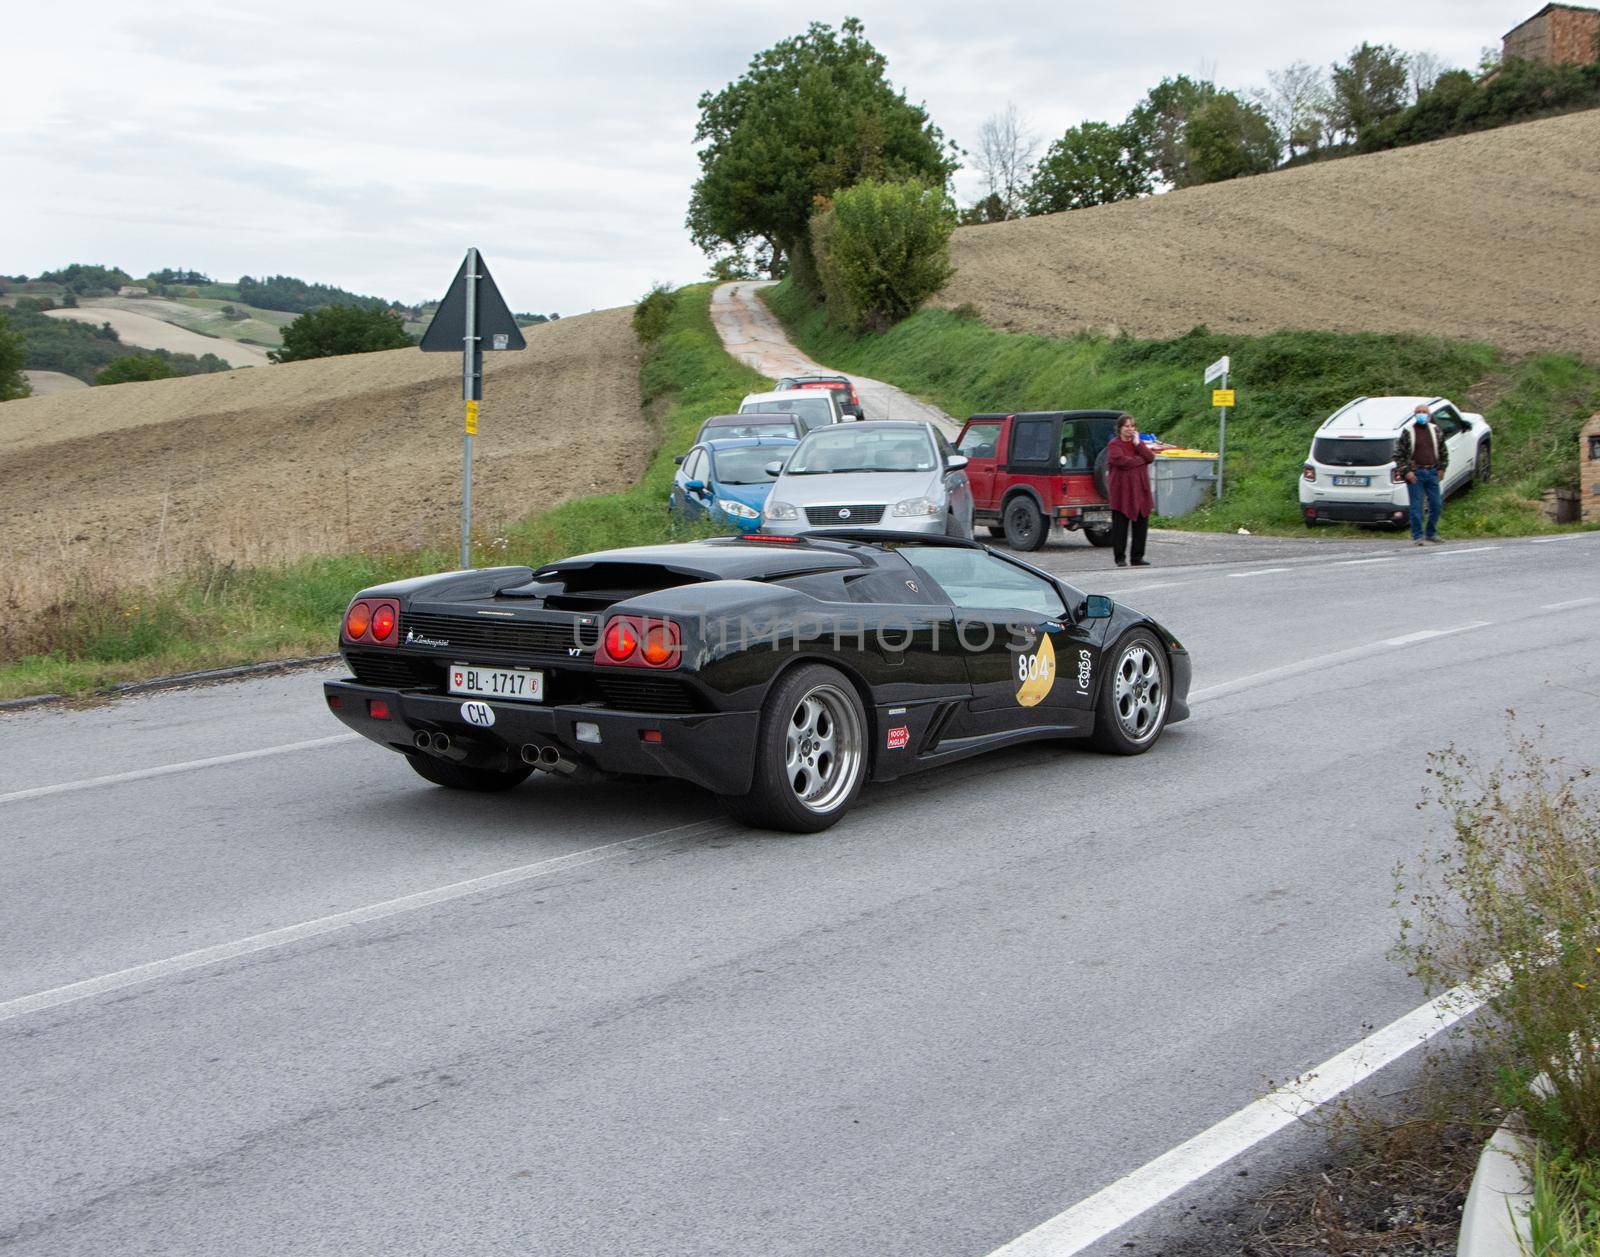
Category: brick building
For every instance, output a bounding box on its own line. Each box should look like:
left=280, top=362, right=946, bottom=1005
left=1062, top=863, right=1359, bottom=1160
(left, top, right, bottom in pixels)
left=1503, top=3, right=1600, bottom=66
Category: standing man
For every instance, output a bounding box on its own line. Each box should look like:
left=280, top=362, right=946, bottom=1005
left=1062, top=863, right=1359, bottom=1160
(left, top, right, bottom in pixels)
left=1395, top=403, right=1449, bottom=545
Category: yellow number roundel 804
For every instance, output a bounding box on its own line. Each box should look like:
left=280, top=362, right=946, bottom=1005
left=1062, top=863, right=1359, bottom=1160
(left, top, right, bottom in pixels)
left=1015, top=635, right=1057, bottom=707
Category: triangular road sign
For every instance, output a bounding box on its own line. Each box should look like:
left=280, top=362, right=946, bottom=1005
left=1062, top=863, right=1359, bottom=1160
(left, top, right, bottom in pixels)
left=419, top=250, right=526, bottom=352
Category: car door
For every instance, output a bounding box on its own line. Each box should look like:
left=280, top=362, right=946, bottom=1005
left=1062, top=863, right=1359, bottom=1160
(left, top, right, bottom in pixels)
left=933, top=427, right=974, bottom=531
left=956, top=417, right=1005, bottom=514
left=899, top=544, right=1098, bottom=737
left=678, top=447, right=710, bottom=520
left=1005, top=413, right=1061, bottom=516
left=1432, top=405, right=1471, bottom=493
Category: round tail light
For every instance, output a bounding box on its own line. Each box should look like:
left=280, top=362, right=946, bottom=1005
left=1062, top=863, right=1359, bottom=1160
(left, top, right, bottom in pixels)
left=604, top=619, right=638, bottom=661
left=344, top=601, right=372, bottom=640
left=641, top=624, right=675, bottom=665
left=371, top=604, right=397, bottom=642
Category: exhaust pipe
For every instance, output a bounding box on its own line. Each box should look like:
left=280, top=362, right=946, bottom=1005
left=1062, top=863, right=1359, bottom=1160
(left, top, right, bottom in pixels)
left=538, top=746, right=561, bottom=768
left=520, top=744, right=543, bottom=766
left=431, top=732, right=451, bottom=754
left=519, top=743, right=584, bottom=777
left=413, top=730, right=432, bottom=752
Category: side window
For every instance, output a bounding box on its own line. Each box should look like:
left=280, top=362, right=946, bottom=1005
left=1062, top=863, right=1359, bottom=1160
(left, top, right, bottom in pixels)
left=1059, top=419, right=1115, bottom=470
left=934, top=429, right=954, bottom=462
left=903, top=547, right=1066, bottom=617
left=1432, top=405, right=1463, bottom=436
left=958, top=421, right=1003, bottom=459
left=1010, top=419, right=1055, bottom=465
left=685, top=449, right=705, bottom=481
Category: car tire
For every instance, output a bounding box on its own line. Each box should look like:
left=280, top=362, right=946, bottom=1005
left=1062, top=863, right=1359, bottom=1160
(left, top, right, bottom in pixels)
left=1088, top=629, right=1171, bottom=756
left=717, top=664, right=868, bottom=832
left=984, top=525, right=1007, bottom=539
left=1473, top=441, right=1491, bottom=486
left=406, top=752, right=533, bottom=792
left=1002, top=498, right=1047, bottom=551
left=1084, top=526, right=1113, bottom=548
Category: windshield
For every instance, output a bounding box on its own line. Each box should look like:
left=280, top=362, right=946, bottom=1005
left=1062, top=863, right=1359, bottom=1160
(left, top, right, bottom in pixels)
left=710, top=447, right=784, bottom=485
left=743, top=396, right=834, bottom=429
left=786, top=428, right=937, bottom=475
left=704, top=419, right=798, bottom=440
left=1314, top=437, right=1397, bottom=467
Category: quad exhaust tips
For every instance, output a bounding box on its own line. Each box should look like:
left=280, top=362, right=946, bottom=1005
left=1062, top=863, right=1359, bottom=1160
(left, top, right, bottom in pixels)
left=413, top=729, right=465, bottom=760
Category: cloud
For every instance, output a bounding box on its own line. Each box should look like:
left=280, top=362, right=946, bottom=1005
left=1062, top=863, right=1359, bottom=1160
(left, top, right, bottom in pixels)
left=1, top=0, right=1517, bottom=311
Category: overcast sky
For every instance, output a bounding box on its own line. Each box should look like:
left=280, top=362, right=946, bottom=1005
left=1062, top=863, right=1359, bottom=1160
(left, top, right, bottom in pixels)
left=3, top=1, right=1518, bottom=314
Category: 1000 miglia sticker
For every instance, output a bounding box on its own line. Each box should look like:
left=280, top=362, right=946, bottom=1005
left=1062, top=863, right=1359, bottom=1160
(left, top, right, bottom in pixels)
left=1015, top=636, right=1057, bottom=707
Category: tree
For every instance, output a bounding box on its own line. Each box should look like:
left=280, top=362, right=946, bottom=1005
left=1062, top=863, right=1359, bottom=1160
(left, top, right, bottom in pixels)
left=686, top=18, right=958, bottom=283
left=809, top=179, right=955, bottom=331
left=971, top=103, right=1038, bottom=220
left=0, top=312, right=28, bottom=401
left=1253, top=61, right=1331, bottom=158
left=957, top=193, right=1009, bottom=225
left=95, top=354, right=176, bottom=385
left=1124, top=75, right=1217, bottom=187
left=1184, top=94, right=1281, bottom=183
left=268, top=305, right=414, bottom=363
left=1408, top=50, right=1448, bottom=103
left=706, top=252, right=762, bottom=282
left=1025, top=121, right=1150, bottom=213
left=1326, top=43, right=1410, bottom=143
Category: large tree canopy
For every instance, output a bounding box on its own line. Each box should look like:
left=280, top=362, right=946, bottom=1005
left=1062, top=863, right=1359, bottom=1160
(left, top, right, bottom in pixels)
left=686, top=17, right=957, bottom=278
left=1025, top=121, right=1150, bottom=214
left=269, top=305, right=414, bottom=363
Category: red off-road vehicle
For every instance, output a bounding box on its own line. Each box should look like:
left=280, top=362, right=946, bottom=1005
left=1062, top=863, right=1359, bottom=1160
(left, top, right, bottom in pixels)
left=954, top=410, right=1127, bottom=550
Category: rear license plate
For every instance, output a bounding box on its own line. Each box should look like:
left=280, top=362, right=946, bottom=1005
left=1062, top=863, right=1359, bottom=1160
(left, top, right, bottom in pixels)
left=449, top=664, right=543, bottom=702
left=1333, top=475, right=1370, bottom=487
left=1080, top=510, right=1111, bottom=524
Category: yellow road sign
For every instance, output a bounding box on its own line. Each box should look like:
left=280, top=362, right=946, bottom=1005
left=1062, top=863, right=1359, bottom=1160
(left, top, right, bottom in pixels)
left=465, top=400, right=479, bottom=435
left=1212, top=388, right=1235, bottom=408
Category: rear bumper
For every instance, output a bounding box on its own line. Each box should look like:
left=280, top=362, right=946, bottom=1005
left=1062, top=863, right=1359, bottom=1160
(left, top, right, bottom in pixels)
left=324, top=680, right=760, bottom=795
left=1302, top=500, right=1409, bottom=524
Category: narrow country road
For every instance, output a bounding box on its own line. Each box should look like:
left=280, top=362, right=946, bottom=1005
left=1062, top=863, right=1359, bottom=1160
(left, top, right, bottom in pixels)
left=3, top=530, right=1597, bottom=1255
left=710, top=280, right=961, bottom=436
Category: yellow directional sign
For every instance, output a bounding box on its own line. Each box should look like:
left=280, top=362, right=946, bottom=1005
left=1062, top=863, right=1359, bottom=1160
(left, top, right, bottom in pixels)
left=465, top=400, right=479, bottom=435
left=1212, top=388, right=1236, bottom=408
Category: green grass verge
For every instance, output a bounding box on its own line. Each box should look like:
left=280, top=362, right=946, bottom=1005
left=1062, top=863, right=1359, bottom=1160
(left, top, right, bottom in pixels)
left=762, top=281, right=1600, bottom=538
left=0, top=283, right=766, bottom=701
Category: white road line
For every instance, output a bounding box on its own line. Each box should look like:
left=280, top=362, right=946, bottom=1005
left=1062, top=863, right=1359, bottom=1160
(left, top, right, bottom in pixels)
left=1530, top=533, right=1597, bottom=543
left=1335, top=557, right=1397, bottom=566
left=982, top=982, right=1482, bottom=1257
left=0, top=817, right=722, bottom=1024
left=1428, top=545, right=1499, bottom=557
left=1544, top=597, right=1600, bottom=611
left=1192, top=621, right=1492, bottom=703
left=1227, top=568, right=1291, bottom=578
left=0, top=734, right=361, bottom=806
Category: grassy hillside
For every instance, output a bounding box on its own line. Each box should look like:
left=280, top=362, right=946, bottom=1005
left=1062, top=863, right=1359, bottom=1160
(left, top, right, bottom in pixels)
left=940, top=110, right=1600, bottom=360
left=763, top=281, right=1600, bottom=537
left=0, top=285, right=763, bottom=701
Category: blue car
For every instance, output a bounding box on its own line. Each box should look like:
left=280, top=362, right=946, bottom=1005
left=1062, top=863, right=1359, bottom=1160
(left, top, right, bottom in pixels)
left=669, top=436, right=798, bottom=533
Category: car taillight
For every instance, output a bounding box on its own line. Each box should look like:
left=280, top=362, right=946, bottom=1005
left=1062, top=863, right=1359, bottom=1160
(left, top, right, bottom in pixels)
left=344, top=601, right=372, bottom=639
left=597, top=616, right=681, bottom=669
left=1391, top=468, right=1406, bottom=483
left=1302, top=465, right=1315, bottom=482
left=342, top=597, right=400, bottom=646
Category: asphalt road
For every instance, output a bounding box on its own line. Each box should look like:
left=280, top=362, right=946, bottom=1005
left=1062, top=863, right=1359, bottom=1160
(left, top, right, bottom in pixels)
left=2, top=531, right=1597, bottom=1256
left=710, top=281, right=962, bottom=436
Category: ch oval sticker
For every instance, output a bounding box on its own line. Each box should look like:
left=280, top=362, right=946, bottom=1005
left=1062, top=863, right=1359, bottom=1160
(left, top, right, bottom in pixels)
left=460, top=700, right=496, bottom=727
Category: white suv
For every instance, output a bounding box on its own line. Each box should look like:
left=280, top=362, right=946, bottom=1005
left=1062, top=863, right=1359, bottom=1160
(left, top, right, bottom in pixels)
left=1298, top=395, right=1491, bottom=527
left=739, top=389, right=843, bottom=434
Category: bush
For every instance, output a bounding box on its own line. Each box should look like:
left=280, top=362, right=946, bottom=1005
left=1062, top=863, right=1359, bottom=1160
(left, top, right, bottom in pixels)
left=0, top=312, right=28, bottom=401
left=1394, top=730, right=1600, bottom=1158
left=96, top=354, right=176, bottom=385
left=1362, top=59, right=1600, bottom=152
left=268, top=305, right=414, bottom=363
left=631, top=283, right=679, bottom=343
left=809, top=179, right=955, bottom=332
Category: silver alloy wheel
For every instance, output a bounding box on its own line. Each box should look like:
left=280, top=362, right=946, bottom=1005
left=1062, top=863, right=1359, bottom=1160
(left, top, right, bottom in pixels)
left=784, top=682, right=864, bottom=813
left=1113, top=641, right=1167, bottom=743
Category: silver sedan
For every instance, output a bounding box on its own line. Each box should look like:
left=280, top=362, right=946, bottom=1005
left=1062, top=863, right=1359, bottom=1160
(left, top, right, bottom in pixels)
left=760, top=421, right=974, bottom=538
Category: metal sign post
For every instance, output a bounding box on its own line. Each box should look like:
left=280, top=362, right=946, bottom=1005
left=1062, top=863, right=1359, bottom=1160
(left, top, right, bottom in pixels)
left=1204, top=355, right=1232, bottom=501
left=419, top=249, right=526, bottom=569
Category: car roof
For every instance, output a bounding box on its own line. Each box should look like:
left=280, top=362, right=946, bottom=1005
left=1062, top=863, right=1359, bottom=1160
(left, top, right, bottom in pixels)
left=701, top=436, right=798, bottom=451
left=965, top=410, right=1129, bottom=422
left=699, top=413, right=759, bottom=425
left=798, top=419, right=932, bottom=434
left=741, top=389, right=836, bottom=405
left=779, top=375, right=848, bottom=384
left=1318, top=396, right=1447, bottom=433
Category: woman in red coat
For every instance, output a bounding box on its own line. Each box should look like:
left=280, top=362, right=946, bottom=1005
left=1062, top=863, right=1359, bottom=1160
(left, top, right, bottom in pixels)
left=1105, top=414, right=1155, bottom=567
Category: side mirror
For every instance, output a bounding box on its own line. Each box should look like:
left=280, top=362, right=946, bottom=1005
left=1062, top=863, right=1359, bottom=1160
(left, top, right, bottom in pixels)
left=1079, top=594, right=1113, bottom=621
left=764, top=460, right=786, bottom=477
left=673, top=454, right=686, bottom=466
left=685, top=479, right=707, bottom=493
left=946, top=454, right=969, bottom=471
